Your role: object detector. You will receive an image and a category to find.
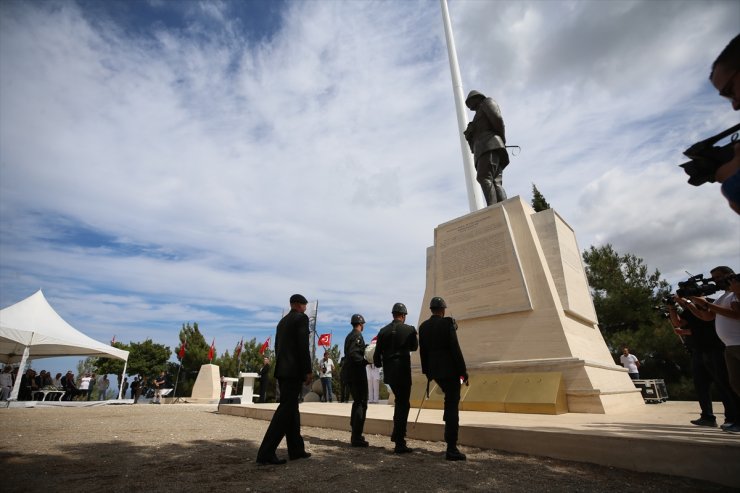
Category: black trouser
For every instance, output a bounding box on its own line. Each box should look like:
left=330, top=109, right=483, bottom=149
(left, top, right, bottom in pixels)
left=389, top=383, right=411, bottom=444
left=475, top=150, right=506, bottom=206
left=435, top=377, right=461, bottom=449
left=259, top=378, right=268, bottom=403
left=349, top=376, right=368, bottom=439
left=692, top=348, right=739, bottom=422
left=257, top=378, right=305, bottom=460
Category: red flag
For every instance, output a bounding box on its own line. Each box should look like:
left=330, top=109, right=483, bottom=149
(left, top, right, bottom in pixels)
left=259, top=337, right=270, bottom=355
left=235, top=337, right=243, bottom=360
left=371, top=336, right=377, bottom=344
left=318, top=333, right=331, bottom=347
left=110, top=335, right=116, bottom=345
left=177, top=339, right=186, bottom=360
left=208, top=338, right=215, bottom=362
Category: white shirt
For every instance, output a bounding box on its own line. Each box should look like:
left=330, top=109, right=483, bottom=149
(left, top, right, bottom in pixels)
left=715, top=292, right=740, bottom=347
left=79, top=376, right=92, bottom=390
left=0, top=372, right=12, bottom=388
left=320, top=358, right=334, bottom=378
left=620, top=354, right=639, bottom=373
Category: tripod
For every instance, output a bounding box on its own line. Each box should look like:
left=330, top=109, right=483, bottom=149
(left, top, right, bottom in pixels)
left=171, top=361, right=187, bottom=404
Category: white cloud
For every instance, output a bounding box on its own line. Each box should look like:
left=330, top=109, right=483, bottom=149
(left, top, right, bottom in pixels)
left=1, top=0, right=738, bottom=374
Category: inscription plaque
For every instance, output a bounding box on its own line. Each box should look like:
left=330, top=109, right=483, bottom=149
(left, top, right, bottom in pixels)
left=435, top=207, right=531, bottom=320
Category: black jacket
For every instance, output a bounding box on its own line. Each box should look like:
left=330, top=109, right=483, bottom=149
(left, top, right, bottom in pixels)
left=419, top=315, right=467, bottom=381
left=373, top=320, right=418, bottom=386
left=343, top=329, right=367, bottom=383
left=273, top=309, right=312, bottom=380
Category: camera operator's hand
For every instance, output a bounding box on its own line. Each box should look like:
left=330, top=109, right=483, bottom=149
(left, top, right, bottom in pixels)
left=689, top=296, right=710, bottom=310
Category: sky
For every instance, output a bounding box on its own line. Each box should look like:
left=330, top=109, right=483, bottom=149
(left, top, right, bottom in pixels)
left=1, top=0, right=739, bottom=378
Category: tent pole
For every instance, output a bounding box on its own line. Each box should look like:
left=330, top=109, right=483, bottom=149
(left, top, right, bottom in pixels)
left=9, top=340, right=32, bottom=401
left=117, top=360, right=128, bottom=399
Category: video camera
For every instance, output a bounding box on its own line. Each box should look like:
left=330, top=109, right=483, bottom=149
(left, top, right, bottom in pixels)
left=679, top=122, right=740, bottom=186
left=675, top=274, right=720, bottom=298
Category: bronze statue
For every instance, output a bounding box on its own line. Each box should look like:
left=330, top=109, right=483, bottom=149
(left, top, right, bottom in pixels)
left=463, top=90, right=509, bottom=206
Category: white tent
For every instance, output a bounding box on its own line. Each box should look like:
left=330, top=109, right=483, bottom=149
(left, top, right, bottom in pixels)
left=0, top=290, right=129, bottom=400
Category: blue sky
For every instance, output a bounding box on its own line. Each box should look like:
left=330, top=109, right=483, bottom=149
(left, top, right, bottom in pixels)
left=1, top=0, right=739, bottom=377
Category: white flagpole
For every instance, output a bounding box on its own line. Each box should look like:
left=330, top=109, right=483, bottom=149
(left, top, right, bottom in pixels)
left=440, top=0, right=485, bottom=212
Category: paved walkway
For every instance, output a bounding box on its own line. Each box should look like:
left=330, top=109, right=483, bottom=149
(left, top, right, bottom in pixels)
left=218, top=400, right=740, bottom=488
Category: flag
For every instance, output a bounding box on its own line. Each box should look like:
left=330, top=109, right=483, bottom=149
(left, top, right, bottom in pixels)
left=371, top=336, right=378, bottom=344
left=259, top=337, right=271, bottom=355
left=208, top=338, right=215, bottom=361
left=110, top=335, right=116, bottom=345
left=318, top=333, right=331, bottom=347
left=177, top=339, right=187, bottom=360
left=235, top=337, right=243, bottom=360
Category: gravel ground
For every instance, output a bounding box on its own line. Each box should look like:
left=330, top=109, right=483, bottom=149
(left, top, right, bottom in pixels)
left=0, top=404, right=733, bottom=493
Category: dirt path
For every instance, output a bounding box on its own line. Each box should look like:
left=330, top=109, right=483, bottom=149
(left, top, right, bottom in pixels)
left=0, top=404, right=732, bottom=492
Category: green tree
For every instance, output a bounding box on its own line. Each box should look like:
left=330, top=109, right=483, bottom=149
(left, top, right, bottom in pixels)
left=94, top=341, right=129, bottom=381
left=126, top=339, right=171, bottom=379
left=582, top=244, right=692, bottom=398
left=174, top=322, right=211, bottom=397
left=531, top=183, right=551, bottom=212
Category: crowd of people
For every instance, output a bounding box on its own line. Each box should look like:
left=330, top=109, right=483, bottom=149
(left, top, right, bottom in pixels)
left=0, top=368, right=117, bottom=402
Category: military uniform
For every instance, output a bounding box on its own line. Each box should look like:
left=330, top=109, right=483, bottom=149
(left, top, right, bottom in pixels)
left=373, top=319, right=418, bottom=450
left=418, top=314, right=467, bottom=456
left=464, top=89, right=509, bottom=206
left=256, top=299, right=312, bottom=464
left=344, top=328, right=369, bottom=444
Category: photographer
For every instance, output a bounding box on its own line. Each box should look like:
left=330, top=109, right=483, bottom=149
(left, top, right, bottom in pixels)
left=709, top=34, right=740, bottom=214
left=669, top=296, right=738, bottom=429
left=681, top=266, right=740, bottom=433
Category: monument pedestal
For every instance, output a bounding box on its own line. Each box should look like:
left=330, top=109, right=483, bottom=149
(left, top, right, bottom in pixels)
left=416, top=196, right=643, bottom=414
left=190, top=364, right=221, bottom=403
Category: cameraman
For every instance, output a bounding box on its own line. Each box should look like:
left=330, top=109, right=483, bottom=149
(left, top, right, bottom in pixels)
left=709, top=34, right=740, bottom=214
left=669, top=296, right=738, bottom=429
left=683, top=266, right=740, bottom=433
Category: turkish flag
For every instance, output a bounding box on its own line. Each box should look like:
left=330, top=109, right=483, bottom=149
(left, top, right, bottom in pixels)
left=259, top=337, right=271, bottom=355
left=235, top=337, right=243, bottom=360
left=318, top=333, right=331, bottom=347
left=208, top=338, right=215, bottom=361
left=178, top=340, right=187, bottom=360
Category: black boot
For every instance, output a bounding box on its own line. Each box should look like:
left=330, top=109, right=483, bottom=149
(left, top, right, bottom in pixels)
left=445, top=446, right=466, bottom=461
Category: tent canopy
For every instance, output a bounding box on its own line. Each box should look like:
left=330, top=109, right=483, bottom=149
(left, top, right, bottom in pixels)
left=0, top=290, right=129, bottom=364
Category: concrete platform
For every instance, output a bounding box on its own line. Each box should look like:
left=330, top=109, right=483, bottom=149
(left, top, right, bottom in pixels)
left=218, top=400, right=740, bottom=488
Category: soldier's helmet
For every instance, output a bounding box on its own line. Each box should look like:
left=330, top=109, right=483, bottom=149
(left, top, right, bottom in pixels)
left=391, top=302, right=408, bottom=315
left=350, top=314, right=366, bottom=325
left=429, top=297, right=447, bottom=309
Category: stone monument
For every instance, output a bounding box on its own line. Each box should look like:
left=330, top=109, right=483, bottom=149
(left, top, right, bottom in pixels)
left=414, top=197, right=644, bottom=413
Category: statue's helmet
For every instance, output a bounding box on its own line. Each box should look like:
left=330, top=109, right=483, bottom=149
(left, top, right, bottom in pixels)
left=350, top=314, right=366, bottom=325
left=465, top=90, right=486, bottom=107
left=391, top=303, right=408, bottom=315
left=429, top=297, right=447, bottom=309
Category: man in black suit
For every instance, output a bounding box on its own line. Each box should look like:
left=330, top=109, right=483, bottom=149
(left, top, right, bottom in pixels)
left=255, top=294, right=313, bottom=465
left=258, top=357, right=270, bottom=403
left=373, top=302, right=418, bottom=454
left=418, top=297, right=468, bottom=461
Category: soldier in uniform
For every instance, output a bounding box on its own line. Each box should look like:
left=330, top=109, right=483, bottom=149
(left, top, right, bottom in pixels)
left=373, top=302, right=418, bottom=453
left=344, top=314, right=370, bottom=446
left=463, top=89, right=509, bottom=206
left=418, top=297, right=468, bottom=461
left=255, top=294, right=313, bottom=465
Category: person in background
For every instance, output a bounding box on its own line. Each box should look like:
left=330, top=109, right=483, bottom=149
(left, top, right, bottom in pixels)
left=620, top=347, right=641, bottom=380
left=98, top=375, right=110, bottom=400
left=259, top=357, right=270, bottom=403
left=319, top=351, right=335, bottom=403
left=0, top=366, right=14, bottom=401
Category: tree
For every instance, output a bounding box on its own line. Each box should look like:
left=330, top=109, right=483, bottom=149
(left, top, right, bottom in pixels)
left=126, top=339, right=171, bottom=379
left=582, top=244, right=693, bottom=398
left=531, top=183, right=551, bottom=212
left=174, top=322, right=211, bottom=397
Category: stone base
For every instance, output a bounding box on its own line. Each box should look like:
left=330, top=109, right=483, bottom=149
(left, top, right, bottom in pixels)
left=476, top=358, right=644, bottom=414
left=191, top=364, right=221, bottom=400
